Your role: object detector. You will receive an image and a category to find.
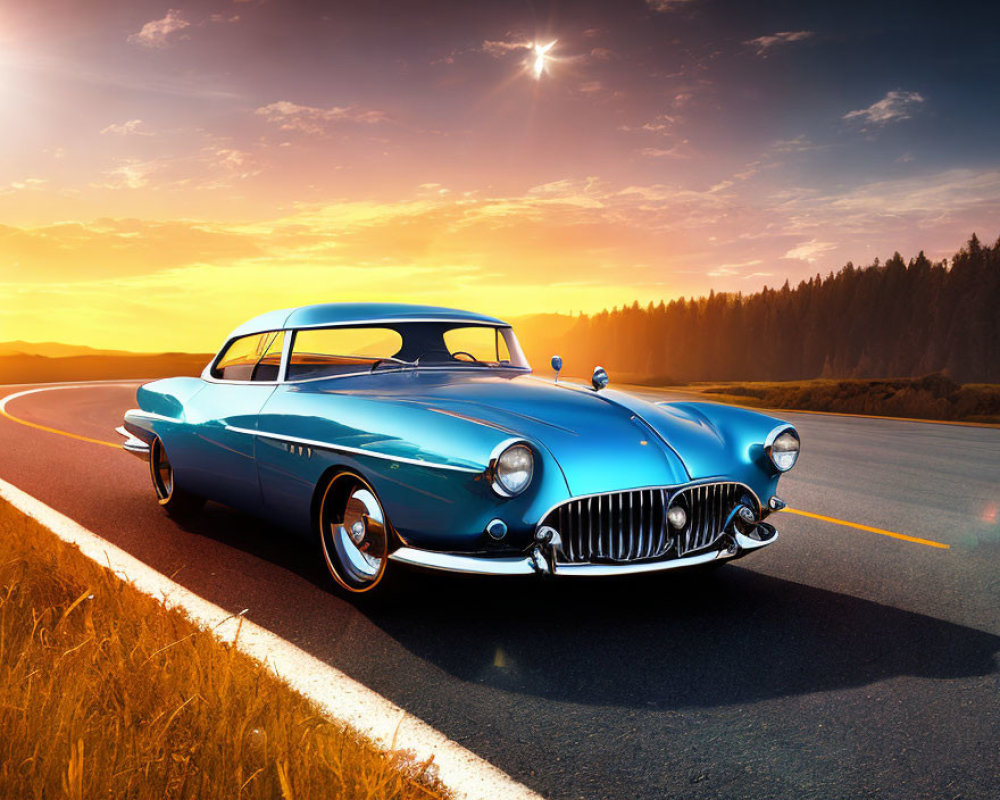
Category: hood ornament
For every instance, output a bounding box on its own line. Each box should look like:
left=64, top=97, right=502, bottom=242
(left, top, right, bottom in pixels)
left=551, top=355, right=563, bottom=382
left=591, top=365, right=609, bottom=391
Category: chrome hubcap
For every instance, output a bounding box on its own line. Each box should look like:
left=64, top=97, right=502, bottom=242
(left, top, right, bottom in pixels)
left=322, top=481, right=385, bottom=587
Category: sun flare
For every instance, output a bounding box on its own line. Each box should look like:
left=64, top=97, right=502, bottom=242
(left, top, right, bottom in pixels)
left=532, top=40, right=556, bottom=79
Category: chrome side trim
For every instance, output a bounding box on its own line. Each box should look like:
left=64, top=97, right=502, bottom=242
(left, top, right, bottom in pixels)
left=116, top=425, right=151, bottom=461
left=124, top=408, right=180, bottom=423
left=388, top=547, right=539, bottom=575
left=224, top=425, right=484, bottom=473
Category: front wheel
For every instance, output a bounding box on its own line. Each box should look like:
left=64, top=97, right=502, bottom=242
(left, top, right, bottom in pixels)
left=317, top=472, right=394, bottom=596
left=149, top=437, right=204, bottom=518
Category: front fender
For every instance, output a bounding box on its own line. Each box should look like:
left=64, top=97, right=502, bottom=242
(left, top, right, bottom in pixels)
left=638, top=399, right=794, bottom=505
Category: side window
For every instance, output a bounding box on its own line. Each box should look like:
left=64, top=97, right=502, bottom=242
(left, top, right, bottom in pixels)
left=287, top=327, right=404, bottom=379
left=212, top=332, right=276, bottom=381
left=251, top=331, right=285, bottom=382
left=443, top=326, right=509, bottom=364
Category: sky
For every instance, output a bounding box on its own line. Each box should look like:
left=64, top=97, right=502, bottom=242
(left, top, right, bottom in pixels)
left=1, top=0, right=999, bottom=351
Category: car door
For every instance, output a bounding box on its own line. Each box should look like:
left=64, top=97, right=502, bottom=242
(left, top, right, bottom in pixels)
left=180, top=330, right=286, bottom=513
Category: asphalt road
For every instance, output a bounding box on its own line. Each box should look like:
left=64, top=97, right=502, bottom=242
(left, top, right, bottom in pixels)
left=1, top=381, right=998, bottom=800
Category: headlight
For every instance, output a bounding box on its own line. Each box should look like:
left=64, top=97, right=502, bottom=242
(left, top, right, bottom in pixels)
left=491, top=443, right=534, bottom=496
left=765, top=427, right=800, bottom=472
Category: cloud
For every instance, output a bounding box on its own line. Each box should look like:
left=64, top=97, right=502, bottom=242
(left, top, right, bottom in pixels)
left=639, top=140, right=692, bottom=159
left=127, top=9, right=190, bottom=48
left=100, top=119, right=153, bottom=137
left=843, top=90, right=925, bottom=127
left=0, top=180, right=735, bottom=289
left=745, top=31, right=814, bottom=56
left=783, top=240, right=837, bottom=262
left=822, top=168, right=1000, bottom=218
left=621, top=115, right=677, bottom=135
left=645, top=0, right=699, bottom=11
left=93, top=145, right=260, bottom=191
left=6, top=167, right=998, bottom=351
left=672, top=91, right=695, bottom=109
left=770, top=135, right=819, bottom=154
left=642, top=115, right=677, bottom=133
left=203, top=147, right=260, bottom=182
left=0, top=219, right=262, bottom=282
left=255, top=101, right=388, bottom=135
left=100, top=159, right=161, bottom=189
left=1, top=183, right=741, bottom=350
left=1, top=178, right=48, bottom=195
left=708, top=259, right=764, bottom=278
left=481, top=40, right=532, bottom=57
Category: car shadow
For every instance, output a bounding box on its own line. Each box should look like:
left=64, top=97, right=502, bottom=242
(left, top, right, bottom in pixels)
left=168, top=506, right=1000, bottom=712
left=361, top=566, right=1000, bottom=711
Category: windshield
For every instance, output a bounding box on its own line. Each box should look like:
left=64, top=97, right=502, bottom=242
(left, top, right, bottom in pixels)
left=286, top=322, right=530, bottom=380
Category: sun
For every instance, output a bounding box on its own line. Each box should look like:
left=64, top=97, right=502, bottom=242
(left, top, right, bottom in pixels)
left=532, top=40, right=557, bottom=79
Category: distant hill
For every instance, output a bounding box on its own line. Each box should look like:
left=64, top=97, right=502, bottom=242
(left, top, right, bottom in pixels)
left=0, top=341, right=142, bottom=358
left=0, top=352, right=212, bottom=386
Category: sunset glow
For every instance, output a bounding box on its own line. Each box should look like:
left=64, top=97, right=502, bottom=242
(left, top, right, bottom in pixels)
left=1, top=1, right=998, bottom=352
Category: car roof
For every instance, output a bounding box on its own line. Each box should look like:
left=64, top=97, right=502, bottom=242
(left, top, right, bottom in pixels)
left=226, top=302, right=508, bottom=339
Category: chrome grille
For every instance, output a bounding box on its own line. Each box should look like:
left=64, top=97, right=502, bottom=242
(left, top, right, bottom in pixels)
left=673, top=482, right=745, bottom=556
left=543, top=482, right=751, bottom=564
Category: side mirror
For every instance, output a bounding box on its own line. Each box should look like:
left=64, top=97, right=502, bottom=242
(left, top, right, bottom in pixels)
left=592, top=365, right=609, bottom=391
left=550, top=355, right=563, bottom=382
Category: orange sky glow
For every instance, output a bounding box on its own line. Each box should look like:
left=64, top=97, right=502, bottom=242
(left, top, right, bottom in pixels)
left=2, top=1, right=998, bottom=352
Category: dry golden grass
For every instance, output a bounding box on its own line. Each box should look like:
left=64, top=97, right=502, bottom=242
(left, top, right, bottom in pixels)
left=0, top=499, right=449, bottom=800
left=644, top=374, right=1000, bottom=424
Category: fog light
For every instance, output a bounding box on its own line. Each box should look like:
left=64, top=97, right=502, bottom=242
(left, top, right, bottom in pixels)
left=737, top=505, right=757, bottom=524
left=667, top=505, right=687, bottom=529
left=486, top=518, right=508, bottom=540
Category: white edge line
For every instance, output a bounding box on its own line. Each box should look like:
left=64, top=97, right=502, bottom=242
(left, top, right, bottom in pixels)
left=0, top=383, right=146, bottom=414
left=0, top=476, right=542, bottom=800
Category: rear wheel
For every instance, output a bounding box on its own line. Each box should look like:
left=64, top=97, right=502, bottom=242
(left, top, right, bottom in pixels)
left=317, top=472, right=393, bottom=596
left=149, top=437, right=203, bottom=518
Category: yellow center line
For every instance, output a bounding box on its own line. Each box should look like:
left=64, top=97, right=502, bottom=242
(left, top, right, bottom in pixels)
left=781, top=507, right=950, bottom=549
left=1, top=388, right=121, bottom=449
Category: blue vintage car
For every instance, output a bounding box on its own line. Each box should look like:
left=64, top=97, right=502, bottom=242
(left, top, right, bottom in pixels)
left=119, top=303, right=800, bottom=594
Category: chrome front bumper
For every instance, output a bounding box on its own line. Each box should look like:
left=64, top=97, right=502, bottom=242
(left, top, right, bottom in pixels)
left=388, top=525, right=777, bottom=577
left=116, top=425, right=151, bottom=461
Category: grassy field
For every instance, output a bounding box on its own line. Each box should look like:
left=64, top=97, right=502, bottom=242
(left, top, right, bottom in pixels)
left=651, top=374, right=1000, bottom=424
left=0, top=499, right=449, bottom=800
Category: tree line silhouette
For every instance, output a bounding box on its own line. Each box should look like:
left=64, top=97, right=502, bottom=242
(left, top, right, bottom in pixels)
left=533, top=234, right=999, bottom=384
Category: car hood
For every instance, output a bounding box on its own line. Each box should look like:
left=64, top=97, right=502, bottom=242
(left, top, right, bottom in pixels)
left=308, top=371, right=754, bottom=495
